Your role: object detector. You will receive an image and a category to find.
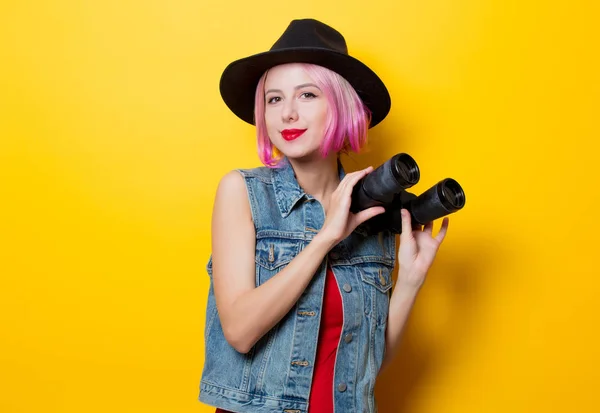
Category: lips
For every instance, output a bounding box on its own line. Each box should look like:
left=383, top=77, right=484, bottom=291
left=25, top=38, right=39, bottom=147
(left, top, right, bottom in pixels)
left=281, top=129, right=307, bottom=141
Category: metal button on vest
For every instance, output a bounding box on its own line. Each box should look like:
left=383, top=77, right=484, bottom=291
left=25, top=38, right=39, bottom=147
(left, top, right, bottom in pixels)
left=337, top=383, right=347, bottom=392
left=344, top=333, right=353, bottom=343
left=342, top=283, right=352, bottom=293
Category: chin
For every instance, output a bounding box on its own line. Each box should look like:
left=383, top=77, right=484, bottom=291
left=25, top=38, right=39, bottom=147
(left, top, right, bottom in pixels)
left=275, top=135, right=326, bottom=160
left=282, top=150, right=323, bottom=163
left=276, top=141, right=311, bottom=157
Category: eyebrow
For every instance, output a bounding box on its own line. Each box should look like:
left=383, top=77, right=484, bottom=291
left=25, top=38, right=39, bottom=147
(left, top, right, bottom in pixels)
left=265, top=83, right=321, bottom=95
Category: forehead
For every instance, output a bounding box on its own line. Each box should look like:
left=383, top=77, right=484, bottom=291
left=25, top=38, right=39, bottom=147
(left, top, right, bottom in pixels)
left=264, top=63, right=315, bottom=89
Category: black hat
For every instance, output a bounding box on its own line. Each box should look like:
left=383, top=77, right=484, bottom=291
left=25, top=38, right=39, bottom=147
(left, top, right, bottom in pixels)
left=219, top=18, right=391, bottom=128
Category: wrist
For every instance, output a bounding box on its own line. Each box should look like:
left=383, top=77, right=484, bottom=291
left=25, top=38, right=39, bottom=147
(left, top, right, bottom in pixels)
left=312, top=232, right=338, bottom=252
left=395, top=268, right=426, bottom=295
left=394, top=280, right=421, bottom=296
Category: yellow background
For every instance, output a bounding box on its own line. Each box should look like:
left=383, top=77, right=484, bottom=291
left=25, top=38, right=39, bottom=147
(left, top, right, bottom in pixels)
left=1, top=1, right=599, bottom=412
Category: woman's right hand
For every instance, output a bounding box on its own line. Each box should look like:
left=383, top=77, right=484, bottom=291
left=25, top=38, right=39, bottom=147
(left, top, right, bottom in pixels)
left=319, top=166, right=386, bottom=246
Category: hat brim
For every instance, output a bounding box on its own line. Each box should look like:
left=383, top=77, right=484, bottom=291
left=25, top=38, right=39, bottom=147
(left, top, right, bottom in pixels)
left=219, top=47, right=391, bottom=128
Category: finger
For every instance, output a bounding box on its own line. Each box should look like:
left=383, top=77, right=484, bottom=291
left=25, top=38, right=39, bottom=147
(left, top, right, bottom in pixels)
left=336, top=169, right=364, bottom=194
left=342, top=166, right=373, bottom=193
left=340, top=166, right=371, bottom=183
left=423, top=221, right=434, bottom=235
left=353, top=206, right=385, bottom=226
left=435, top=217, right=450, bottom=243
left=400, top=209, right=414, bottom=240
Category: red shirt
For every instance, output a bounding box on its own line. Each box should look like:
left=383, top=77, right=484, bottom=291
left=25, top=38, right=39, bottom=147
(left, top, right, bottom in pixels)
left=216, top=265, right=343, bottom=413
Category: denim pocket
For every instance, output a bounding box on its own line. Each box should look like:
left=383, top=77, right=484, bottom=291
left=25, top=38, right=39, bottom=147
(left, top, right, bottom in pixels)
left=255, top=238, right=302, bottom=271
left=357, top=261, right=394, bottom=326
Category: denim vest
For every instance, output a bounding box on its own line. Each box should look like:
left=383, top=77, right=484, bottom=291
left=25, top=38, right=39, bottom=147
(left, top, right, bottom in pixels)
left=199, top=158, right=397, bottom=413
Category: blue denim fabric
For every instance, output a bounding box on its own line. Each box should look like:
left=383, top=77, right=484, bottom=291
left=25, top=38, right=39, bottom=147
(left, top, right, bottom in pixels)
left=199, top=158, right=396, bottom=413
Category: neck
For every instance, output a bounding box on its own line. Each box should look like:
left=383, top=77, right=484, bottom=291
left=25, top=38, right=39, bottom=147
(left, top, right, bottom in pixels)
left=287, top=154, right=340, bottom=207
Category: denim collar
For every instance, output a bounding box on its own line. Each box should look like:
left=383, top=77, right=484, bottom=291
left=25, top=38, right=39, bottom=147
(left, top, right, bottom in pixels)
left=271, top=157, right=346, bottom=218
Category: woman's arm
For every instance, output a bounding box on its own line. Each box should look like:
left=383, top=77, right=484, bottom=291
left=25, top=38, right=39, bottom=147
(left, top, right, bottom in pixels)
left=211, top=171, right=335, bottom=354
left=380, top=281, right=419, bottom=371
left=379, top=209, right=450, bottom=372
left=210, top=169, right=383, bottom=354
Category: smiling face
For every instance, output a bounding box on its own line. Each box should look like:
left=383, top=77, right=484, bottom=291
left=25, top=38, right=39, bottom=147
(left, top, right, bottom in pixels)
left=263, top=63, right=330, bottom=161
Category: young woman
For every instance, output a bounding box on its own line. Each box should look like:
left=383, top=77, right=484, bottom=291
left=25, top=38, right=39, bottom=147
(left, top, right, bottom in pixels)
left=199, top=18, right=449, bottom=413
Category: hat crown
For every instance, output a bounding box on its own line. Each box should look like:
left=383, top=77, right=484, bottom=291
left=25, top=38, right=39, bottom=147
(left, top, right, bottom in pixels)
left=270, top=19, right=348, bottom=54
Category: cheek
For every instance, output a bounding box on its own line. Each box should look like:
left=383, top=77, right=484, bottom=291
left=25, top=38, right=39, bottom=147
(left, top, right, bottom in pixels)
left=264, top=111, right=282, bottom=146
left=264, top=110, right=278, bottom=130
left=314, top=106, right=329, bottom=132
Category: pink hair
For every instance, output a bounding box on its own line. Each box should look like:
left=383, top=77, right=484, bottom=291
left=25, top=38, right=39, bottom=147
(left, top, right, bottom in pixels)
left=253, top=63, right=372, bottom=168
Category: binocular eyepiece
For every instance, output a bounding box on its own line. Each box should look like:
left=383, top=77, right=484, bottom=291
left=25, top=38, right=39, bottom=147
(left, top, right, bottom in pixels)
left=350, top=153, right=466, bottom=235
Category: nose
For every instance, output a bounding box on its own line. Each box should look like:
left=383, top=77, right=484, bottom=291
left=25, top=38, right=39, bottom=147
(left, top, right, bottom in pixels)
left=281, top=98, right=299, bottom=123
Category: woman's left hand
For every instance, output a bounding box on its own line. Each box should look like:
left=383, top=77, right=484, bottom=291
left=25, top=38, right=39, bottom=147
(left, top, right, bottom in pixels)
left=396, top=209, right=449, bottom=291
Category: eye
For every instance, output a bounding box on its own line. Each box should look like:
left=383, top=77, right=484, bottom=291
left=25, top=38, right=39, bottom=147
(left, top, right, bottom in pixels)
left=267, top=96, right=281, bottom=104
left=300, top=92, right=317, bottom=99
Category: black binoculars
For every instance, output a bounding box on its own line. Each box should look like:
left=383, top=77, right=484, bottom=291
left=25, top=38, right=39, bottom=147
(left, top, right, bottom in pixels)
left=350, top=153, right=466, bottom=235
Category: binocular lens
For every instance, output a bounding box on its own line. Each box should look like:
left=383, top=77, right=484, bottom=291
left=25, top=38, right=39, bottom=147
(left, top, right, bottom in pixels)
left=350, top=153, right=420, bottom=212
left=393, top=153, right=419, bottom=187
left=441, top=179, right=466, bottom=210
left=410, top=178, right=466, bottom=225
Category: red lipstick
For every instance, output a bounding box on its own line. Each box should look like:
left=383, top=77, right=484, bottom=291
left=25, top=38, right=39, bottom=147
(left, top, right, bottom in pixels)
left=281, top=129, right=307, bottom=141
